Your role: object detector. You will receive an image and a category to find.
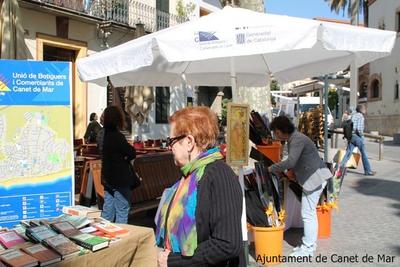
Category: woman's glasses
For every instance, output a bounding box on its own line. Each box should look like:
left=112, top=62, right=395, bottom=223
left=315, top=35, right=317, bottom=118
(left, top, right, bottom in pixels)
left=166, top=135, right=186, bottom=147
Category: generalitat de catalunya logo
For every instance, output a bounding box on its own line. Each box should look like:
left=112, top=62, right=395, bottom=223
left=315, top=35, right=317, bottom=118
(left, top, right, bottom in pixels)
left=195, top=31, right=219, bottom=42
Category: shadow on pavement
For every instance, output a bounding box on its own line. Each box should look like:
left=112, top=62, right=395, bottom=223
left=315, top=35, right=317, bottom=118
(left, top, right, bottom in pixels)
left=353, top=178, right=400, bottom=217
left=283, top=227, right=303, bottom=247
left=383, top=140, right=400, bottom=147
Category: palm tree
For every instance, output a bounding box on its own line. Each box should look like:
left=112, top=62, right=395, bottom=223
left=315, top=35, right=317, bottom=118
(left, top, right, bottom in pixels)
left=220, top=0, right=241, bottom=7
left=324, top=0, right=368, bottom=26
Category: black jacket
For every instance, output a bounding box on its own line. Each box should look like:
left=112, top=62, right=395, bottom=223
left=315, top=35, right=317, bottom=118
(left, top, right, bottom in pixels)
left=84, top=121, right=102, bottom=143
left=166, top=160, right=245, bottom=267
left=101, top=128, right=136, bottom=189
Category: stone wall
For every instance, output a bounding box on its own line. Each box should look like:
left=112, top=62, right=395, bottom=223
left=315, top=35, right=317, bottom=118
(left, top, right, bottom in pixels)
left=366, top=114, right=400, bottom=136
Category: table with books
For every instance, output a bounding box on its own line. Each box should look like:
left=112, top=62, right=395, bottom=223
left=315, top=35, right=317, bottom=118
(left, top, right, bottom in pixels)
left=53, top=224, right=156, bottom=267
left=0, top=207, right=157, bottom=267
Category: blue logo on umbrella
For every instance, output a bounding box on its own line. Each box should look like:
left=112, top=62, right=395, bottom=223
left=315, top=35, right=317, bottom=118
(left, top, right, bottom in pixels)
left=198, top=31, right=219, bottom=42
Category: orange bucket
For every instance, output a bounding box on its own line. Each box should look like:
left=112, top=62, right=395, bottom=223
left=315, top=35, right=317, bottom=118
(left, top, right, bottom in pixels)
left=256, top=141, right=282, bottom=163
left=253, top=225, right=284, bottom=266
left=317, top=206, right=332, bottom=239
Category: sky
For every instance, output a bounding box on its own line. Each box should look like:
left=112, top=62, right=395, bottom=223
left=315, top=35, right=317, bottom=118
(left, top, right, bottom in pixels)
left=265, top=0, right=355, bottom=21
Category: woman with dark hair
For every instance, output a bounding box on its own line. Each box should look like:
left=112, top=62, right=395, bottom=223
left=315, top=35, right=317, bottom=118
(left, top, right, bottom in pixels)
left=84, top=112, right=102, bottom=144
left=156, top=106, right=244, bottom=267
left=101, top=106, right=136, bottom=223
left=268, top=116, right=331, bottom=257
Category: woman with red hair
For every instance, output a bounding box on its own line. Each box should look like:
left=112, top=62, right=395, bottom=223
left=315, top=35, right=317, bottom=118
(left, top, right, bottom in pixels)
left=156, top=106, right=244, bottom=267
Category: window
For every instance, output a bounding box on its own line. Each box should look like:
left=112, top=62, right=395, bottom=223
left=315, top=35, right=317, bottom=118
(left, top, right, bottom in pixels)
left=156, top=87, right=170, bottom=124
left=395, top=80, right=399, bottom=100
left=371, top=79, right=380, bottom=99
left=359, top=82, right=368, bottom=102
left=378, top=19, right=385, bottom=30
left=397, top=11, right=400, bottom=32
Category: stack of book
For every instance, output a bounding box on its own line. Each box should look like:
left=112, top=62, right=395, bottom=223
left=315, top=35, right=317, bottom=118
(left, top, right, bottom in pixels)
left=42, top=235, right=81, bottom=260
left=0, top=249, right=38, bottom=267
left=70, top=234, right=109, bottom=252
left=0, top=231, right=26, bottom=249
left=21, top=244, right=61, bottom=266
left=0, top=214, right=124, bottom=265
left=62, top=205, right=101, bottom=219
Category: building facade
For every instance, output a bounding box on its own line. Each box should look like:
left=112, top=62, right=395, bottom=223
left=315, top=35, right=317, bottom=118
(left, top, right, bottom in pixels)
left=364, top=0, right=400, bottom=135
left=18, top=0, right=221, bottom=140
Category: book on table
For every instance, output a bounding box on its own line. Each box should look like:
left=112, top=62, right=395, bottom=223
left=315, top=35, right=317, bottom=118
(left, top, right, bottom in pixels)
left=42, top=234, right=81, bottom=260
left=21, top=244, right=61, bottom=266
left=0, top=249, right=38, bottom=267
left=62, top=205, right=101, bottom=218
left=49, top=221, right=81, bottom=238
left=0, top=231, right=26, bottom=249
left=55, top=214, right=91, bottom=229
left=94, top=223, right=128, bottom=237
left=25, top=226, right=58, bottom=244
left=70, top=233, right=109, bottom=252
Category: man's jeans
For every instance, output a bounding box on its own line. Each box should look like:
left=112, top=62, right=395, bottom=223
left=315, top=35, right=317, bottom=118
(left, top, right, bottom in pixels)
left=340, top=134, right=372, bottom=174
left=101, top=188, right=132, bottom=223
left=301, top=181, right=326, bottom=249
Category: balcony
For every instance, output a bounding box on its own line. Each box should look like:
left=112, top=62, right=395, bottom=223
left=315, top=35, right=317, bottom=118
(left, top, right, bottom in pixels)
left=23, top=0, right=186, bottom=32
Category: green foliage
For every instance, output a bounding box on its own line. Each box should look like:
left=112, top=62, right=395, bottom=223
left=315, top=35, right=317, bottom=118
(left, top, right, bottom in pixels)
left=176, top=0, right=196, bottom=20
left=220, top=0, right=240, bottom=6
left=328, top=89, right=338, bottom=111
left=270, top=79, right=280, bottom=105
left=221, top=98, right=232, bottom=126
left=270, top=79, right=280, bottom=91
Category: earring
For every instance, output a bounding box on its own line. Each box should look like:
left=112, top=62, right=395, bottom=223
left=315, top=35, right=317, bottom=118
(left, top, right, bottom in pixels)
left=188, top=151, right=191, bottom=162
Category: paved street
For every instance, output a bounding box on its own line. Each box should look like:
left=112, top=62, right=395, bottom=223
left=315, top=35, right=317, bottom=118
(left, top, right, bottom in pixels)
left=130, top=137, right=400, bottom=267
left=250, top=138, right=400, bottom=266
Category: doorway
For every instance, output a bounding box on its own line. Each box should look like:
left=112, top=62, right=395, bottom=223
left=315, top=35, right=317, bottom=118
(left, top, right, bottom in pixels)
left=36, top=34, right=88, bottom=138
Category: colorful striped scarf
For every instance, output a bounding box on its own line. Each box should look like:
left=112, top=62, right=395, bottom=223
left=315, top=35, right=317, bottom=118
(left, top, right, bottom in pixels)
left=155, top=147, right=223, bottom=256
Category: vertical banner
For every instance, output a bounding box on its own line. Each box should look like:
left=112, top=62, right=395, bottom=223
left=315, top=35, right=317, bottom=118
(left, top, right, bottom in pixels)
left=226, top=103, right=250, bottom=166
left=0, top=60, right=73, bottom=228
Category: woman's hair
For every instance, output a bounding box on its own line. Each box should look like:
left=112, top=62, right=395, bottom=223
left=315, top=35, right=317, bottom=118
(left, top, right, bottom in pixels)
left=103, top=106, right=126, bottom=130
left=89, top=112, right=97, bottom=122
left=270, top=116, right=295, bottom=134
left=169, top=106, right=219, bottom=150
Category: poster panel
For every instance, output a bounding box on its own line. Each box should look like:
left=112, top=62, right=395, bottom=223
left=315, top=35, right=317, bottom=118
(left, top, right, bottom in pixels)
left=226, top=103, right=249, bottom=166
left=0, top=60, right=73, bottom=228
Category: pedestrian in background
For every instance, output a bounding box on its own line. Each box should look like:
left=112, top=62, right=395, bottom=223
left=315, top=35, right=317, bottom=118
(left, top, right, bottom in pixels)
left=101, top=106, right=136, bottom=223
left=339, top=104, right=376, bottom=176
left=84, top=112, right=102, bottom=144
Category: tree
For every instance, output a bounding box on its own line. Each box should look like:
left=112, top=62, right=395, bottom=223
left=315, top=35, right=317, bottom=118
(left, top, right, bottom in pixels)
left=270, top=79, right=280, bottom=106
left=220, top=0, right=241, bottom=7
left=324, top=0, right=368, bottom=26
left=176, top=0, right=196, bottom=20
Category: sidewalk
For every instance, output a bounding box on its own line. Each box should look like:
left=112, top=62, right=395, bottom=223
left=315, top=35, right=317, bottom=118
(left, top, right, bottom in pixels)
left=250, top=153, right=400, bottom=266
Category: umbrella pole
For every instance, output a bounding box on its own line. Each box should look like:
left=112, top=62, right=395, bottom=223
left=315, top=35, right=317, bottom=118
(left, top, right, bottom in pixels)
left=230, top=57, right=238, bottom=102
left=230, top=56, right=249, bottom=266
left=323, top=75, right=329, bottom=162
left=239, top=167, right=249, bottom=266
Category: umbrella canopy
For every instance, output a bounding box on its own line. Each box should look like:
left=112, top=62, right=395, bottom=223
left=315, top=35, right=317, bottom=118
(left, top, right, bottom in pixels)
left=0, top=0, right=27, bottom=59
left=77, top=6, right=396, bottom=87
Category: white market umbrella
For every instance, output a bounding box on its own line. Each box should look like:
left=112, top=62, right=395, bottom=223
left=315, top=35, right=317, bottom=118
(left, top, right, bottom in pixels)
left=77, top=6, right=396, bottom=259
left=77, top=6, right=396, bottom=88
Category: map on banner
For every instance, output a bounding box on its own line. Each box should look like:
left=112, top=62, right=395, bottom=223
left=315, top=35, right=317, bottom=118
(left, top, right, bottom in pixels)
left=0, top=60, right=73, bottom=228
